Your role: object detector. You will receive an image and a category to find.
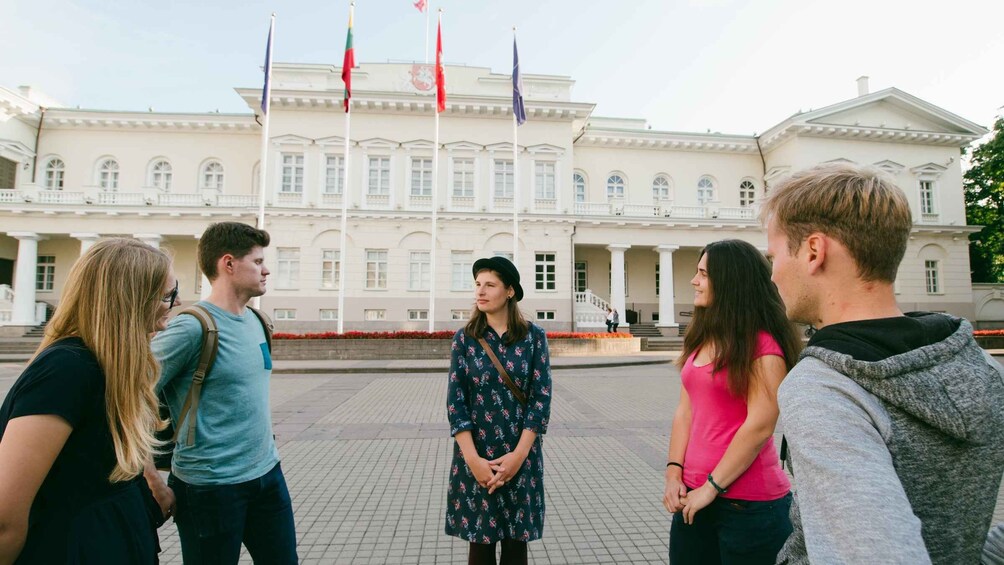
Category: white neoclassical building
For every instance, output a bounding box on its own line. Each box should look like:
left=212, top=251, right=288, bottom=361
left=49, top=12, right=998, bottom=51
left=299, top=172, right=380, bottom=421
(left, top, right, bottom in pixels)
left=0, top=64, right=998, bottom=333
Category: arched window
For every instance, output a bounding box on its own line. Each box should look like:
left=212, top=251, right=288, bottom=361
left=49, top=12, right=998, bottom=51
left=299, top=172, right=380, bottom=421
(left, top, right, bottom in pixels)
left=739, top=179, right=756, bottom=207
left=573, top=172, right=586, bottom=203
left=44, top=158, right=64, bottom=190
left=697, top=175, right=716, bottom=205
left=200, top=161, right=224, bottom=191
left=652, top=175, right=672, bottom=201
left=606, top=173, right=625, bottom=200
left=150, top=160, right=173, bottom=192
left=98, top=159, right=119, bottom=191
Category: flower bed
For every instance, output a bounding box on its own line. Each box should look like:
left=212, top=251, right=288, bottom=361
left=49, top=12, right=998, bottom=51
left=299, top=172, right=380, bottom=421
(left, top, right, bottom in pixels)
left=974, top=330, right=1004, bottom=336
left=273, top=330, right=633, bottom=340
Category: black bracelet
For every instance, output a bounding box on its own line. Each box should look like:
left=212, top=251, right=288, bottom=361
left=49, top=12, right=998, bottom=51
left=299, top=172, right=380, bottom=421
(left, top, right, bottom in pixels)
left=666, top=461, right=683, bottom=470
left=707, top=473, right=727, bottom=495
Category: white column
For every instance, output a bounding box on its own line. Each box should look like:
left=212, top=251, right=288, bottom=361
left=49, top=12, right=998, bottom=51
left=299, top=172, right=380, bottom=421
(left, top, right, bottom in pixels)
left=607, top=244, right=630, bottom=329
left=192, top=235, right=211, bottom=300
left=9, top=232, right=41, bottom=325
left=71, top=233, right=100, bottom=256
left=134, top=234, right=162, bottom=249
left=656, top=245, right=679, bottom=327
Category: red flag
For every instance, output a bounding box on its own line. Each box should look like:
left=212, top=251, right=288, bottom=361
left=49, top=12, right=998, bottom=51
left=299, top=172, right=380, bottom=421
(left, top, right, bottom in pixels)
left=413, top=0, right=426, bottom=12
left=341, top=9, right=354, bottom=113
left=435, top=20, right=445, bottom=113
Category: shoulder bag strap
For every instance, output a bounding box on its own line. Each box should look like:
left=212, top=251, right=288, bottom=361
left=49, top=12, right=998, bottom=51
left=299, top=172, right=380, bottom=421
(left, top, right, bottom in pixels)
left=247, top=305, right=274, bottom=352
left=477, top=337, right=528, bottom=407
left=174, top=305, right=220, bottom=447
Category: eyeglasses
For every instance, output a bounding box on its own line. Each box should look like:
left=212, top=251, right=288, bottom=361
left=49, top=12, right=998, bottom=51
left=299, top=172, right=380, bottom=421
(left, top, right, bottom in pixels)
left=161, top=280, right=179, bottom=309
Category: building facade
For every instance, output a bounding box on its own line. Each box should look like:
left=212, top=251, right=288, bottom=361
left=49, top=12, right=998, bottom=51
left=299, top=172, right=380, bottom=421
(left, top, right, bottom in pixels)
left=0, top=64, right=997, bottom=333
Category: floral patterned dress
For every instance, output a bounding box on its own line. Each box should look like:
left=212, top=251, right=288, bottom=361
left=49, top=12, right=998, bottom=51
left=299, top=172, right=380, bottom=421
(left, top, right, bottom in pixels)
left=445, top=323, right=552, bottom=544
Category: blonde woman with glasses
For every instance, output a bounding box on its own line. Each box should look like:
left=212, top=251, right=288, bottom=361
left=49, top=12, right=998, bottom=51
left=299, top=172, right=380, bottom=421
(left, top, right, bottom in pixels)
left=0, top=238, right=178, bottom=564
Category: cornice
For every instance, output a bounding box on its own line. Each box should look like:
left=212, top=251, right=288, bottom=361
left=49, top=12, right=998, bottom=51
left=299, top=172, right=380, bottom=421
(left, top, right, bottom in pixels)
left=42, top=109, right=259, bottom=133
left=760, top=123, right=979, bottom=149
left=577, top=128, right=758, bottom=154
left=235, top=88, right=594, bottom=121
left=0, top=87, right=39, bottom=122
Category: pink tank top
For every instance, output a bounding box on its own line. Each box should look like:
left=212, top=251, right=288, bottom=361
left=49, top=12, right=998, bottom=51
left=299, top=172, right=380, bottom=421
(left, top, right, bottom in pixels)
left=680, top=331, right=790, bottom=501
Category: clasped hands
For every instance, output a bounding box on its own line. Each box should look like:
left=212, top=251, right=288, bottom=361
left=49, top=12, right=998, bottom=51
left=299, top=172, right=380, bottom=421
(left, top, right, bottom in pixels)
left=664, top=473, right=717, bottom=525
left=468, top=450, right=527, bottom=494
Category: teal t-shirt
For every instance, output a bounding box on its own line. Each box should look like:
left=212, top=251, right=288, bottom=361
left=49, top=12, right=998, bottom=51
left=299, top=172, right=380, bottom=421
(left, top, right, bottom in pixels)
left=152, top=301, right=279, bottom=485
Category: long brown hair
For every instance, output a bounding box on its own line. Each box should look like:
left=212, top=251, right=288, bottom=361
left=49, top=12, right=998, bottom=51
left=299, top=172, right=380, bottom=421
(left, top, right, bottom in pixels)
left=35, top=238, right=170, bottom=482
left=463, top=269, right=529, bottom=345
left=677, top=239, right=801, bottom=398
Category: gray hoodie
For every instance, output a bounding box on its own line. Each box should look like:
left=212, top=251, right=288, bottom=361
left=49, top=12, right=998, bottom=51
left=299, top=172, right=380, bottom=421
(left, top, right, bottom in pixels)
left=776, top=315, right=1004, bottom=564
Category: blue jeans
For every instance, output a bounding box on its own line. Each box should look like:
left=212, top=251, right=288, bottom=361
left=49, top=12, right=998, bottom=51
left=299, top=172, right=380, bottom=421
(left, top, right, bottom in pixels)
left=169, top=462, right=298, bottom=565
left=670, top=492, right=792, bottom=565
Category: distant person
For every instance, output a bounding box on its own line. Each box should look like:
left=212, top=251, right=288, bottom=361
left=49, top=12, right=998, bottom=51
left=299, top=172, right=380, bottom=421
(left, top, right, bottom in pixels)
left=445, top=256, right=552, bottom=565
left=761, top=163, right=1004, bottom=564
left=146, top=222, right=297, bottom=565
left=0, top=239, right=173, bottom=563
left=605, top=307, right=614, bottom=332
left=610, top=308, right=620, bottom=333
left=663, top=239, right=801, bottom=564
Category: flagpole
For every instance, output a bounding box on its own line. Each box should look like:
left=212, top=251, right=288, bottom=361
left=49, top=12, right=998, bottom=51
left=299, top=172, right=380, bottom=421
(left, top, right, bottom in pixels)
left=512, top=27, right=519, bottom=266
left=254, top=13, right=275, bottom=310
left=257, top=13, right=275, bottom=232
left=338, top=3, right=354, bottom=334
left=428, top=9, right=442, bottom=333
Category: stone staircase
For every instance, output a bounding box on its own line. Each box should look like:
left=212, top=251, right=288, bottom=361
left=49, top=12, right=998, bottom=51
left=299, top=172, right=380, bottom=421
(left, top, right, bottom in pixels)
left=628, top=323, right=662, bottom=337
left=641, top=336, right=684, bottom=352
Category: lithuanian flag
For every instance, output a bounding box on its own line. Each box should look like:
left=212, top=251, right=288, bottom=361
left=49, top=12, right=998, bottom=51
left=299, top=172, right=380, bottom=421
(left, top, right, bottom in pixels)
left=341, top=9, right=355, bottom=113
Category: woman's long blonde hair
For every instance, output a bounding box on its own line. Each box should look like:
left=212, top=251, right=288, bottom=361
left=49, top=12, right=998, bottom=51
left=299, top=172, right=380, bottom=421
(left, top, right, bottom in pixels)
left=35, top=238, right=169, bottom=482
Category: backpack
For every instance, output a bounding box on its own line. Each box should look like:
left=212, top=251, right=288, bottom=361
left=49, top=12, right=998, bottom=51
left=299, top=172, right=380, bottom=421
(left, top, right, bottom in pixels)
left=153, top=304, right=273, bottom=471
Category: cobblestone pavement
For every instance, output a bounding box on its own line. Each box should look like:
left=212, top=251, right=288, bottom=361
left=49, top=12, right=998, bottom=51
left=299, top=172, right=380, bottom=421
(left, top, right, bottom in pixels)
left=1, top=358, right=1003, bottom=564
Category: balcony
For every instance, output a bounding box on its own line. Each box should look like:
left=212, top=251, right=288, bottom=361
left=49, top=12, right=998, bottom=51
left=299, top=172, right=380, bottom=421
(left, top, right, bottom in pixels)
left=0, top=189, right=258, bottom=209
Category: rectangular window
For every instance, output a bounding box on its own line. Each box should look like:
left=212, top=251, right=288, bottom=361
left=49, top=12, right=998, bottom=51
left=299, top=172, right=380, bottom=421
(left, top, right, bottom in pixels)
left=535, top=253, right=556, bottom=291
left=321, top=249, right=340, bottom=289
left=655, top=263, right=660, bottom=296
left=574, top=261, right=587, bottom=293
left=36, top=255, right=55, bottom=291
left=319, top=309, right=339, bottom=321
left=452, top=251, right=474, bottom=291
left=494, top=159, right=514, bottom=198
left=364, top=309, right=386, bottom=321
left=274, top=309, right=296, bottom=320
left=453, top=158, right=475, bottom=197
left=411, top=158, right=433, bottom=196
left=451, top=309, right=468, bottom=321
left=408, top=309, right=429, bottom=321
left=925, top=260, right=940, bottom=294
left=325, top=155, right=345, bottom=194
left=919, top=180, right=935, bottom=215
left=409, top=251, right=431, bottom=290
left=365, top=250, right=388, bottom=289
left=535, top=162, right=556, bottom=200
left=536, top=311, right=556, bottom=321
left=280, top=153, right=304, bottom=193
left=100, top=168, right=119, bottom=191
left=276, top=248, right=300, bottom=289
left=368, top=156, right=391, bottom=195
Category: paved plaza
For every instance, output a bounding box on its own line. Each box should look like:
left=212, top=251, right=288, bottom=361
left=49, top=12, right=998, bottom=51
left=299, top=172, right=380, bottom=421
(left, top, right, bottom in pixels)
left=1, top=355, right=1002, bottom=564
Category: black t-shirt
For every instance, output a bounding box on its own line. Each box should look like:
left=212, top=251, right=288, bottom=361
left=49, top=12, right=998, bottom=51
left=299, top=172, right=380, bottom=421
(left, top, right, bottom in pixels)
left=807, top=312, right=960, bottom=362
left=0, top=337, right=156, bottom=563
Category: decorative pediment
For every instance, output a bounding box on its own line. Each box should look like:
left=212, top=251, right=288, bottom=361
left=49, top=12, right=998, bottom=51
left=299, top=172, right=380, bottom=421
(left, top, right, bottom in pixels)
left=0, top=139, right=35, bottom=163
left=358, top=137, right=400, bottom=150
left=485, top=142, right=525, bottom=153
left=401, top=139, right=435, bottom=151
left=315, top=135, right=348, bottom=147
left=909, top=162, right=947, bottom=177
left=873, top=160, right=905, bottom=175
left=764, top=166, right=790, bottom=183
left=824, top=157, right=856, bottom=165
left=526, top=143, right=565, bottom=156
left=270, top=134, right=312, bottom=147
left=443, top=141, right=484, bottom=152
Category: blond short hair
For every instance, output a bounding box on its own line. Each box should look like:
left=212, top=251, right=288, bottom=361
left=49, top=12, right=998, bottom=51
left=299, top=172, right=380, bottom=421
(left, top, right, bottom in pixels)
left=760, top=163, right=912, bottom=282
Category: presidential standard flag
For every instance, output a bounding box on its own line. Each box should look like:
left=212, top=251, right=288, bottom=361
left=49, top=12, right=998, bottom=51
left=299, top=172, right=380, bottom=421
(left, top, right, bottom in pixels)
left=435, top=20, right=446, bottom=113
left=413, top=0, right=426, bottom=12
left=342, top=10, right=355, bottom=113
left=261, top=20, right=274, bottom=114
left=512, top=38, right=526, bottom=125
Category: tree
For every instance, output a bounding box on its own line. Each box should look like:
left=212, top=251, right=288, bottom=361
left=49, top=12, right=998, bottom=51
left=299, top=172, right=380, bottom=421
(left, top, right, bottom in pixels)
left=964, top=115, right=1004, bottom=283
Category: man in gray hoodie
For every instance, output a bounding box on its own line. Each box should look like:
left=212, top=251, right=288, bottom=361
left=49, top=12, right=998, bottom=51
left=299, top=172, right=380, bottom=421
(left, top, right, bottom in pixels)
left=760, top=162, right=1004, bottom=564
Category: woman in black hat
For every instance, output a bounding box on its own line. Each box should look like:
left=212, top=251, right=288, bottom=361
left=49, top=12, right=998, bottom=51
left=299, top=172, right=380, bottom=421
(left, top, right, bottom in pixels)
left=445, top=256, right=552, bottom=565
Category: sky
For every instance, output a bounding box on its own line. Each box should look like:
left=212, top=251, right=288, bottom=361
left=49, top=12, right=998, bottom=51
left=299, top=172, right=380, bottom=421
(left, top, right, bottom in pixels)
left=3, top=0, right=1004, bottom=137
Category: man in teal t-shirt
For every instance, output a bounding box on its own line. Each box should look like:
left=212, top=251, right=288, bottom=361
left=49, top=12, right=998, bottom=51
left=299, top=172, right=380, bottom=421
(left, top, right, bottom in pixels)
left=147, top=222, right=297, bottom=565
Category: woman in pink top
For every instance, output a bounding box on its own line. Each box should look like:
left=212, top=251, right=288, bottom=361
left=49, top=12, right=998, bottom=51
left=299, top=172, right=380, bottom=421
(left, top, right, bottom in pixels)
left=663, top=239, right=801, bottom=564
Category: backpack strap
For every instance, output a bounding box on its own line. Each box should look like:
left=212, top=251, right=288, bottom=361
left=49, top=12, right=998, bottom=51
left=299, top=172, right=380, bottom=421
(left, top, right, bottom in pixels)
left=174, top=305, right=219, bottom=447
left=247, top=305, right=273, bottom=352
